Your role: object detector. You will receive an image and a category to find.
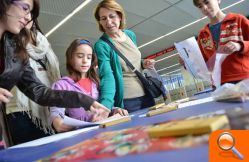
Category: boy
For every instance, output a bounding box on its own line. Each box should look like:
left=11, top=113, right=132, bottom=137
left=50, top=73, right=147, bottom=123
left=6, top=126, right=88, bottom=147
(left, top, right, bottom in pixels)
left=193, top=0, right=249, bottom=84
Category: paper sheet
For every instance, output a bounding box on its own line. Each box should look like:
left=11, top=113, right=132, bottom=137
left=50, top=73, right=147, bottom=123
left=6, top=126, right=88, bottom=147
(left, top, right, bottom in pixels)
left=10, top=115, right=131, bottom=149
left=211, top=53, right=228, bottom=88
left=178, top=96, right=214, bottom=108
left=10, top=126, right=99, bottom=149
left=174, top=37, right=211, bottom=83
left=63, top=116, right=99, bottom=128
left=64, top=114, right=131, bottom=127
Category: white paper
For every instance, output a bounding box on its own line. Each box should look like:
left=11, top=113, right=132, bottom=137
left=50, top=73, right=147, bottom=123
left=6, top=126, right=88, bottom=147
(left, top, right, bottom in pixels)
left=178, top=96, right=214, bottom=108
left=63, top=116, right=99, bottom=128
left=64, top=114, right=130, bottom=126
left=174, top=37, right=211, bottom=83
left=211, top=53, right=228, bottom=88
left=10, top=126, right=99, bottom=149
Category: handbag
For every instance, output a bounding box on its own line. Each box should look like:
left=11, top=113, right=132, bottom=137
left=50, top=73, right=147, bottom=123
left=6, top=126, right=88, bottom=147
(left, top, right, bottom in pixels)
left=100, top=37, right=167, bottom=101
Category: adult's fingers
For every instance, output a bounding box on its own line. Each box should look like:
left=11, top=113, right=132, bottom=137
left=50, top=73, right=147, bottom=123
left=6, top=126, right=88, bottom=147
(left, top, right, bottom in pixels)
left=118, top=109, right=129, bottom=116
left=112, top=108, right=129, bottom=116
left=90, top=101, right=110, bottom=119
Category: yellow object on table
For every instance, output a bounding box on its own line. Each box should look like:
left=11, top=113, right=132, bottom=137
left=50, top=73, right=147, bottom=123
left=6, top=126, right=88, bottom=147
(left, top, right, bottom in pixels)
left=146, top=104, right=178, bottom=117
left=147, top=115, right=229, bottom=138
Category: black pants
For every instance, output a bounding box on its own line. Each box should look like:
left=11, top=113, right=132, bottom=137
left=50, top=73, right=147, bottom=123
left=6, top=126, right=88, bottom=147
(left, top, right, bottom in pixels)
left=7, top=112, right=50, bottom=145
left=124, top=95, right=155, bottom=113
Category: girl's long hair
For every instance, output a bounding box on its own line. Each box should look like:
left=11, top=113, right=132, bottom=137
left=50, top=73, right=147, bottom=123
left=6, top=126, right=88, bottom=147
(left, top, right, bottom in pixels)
left=66, top=38, right=100, bottom=88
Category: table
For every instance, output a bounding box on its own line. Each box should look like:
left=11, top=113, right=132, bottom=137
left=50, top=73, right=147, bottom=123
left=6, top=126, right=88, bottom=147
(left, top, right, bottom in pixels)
left=0, top=97, right=248, bottom=162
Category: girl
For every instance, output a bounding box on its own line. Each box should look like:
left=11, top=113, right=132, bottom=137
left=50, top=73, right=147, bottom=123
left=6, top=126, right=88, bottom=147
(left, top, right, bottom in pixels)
left=0, top=0, right=109, bottom=147
left=50, top=39, right=100, bottom=132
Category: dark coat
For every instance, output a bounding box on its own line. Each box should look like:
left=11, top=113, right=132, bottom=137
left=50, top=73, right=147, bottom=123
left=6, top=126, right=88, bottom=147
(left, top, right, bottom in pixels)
left=0, top=32, right=94, bottom=109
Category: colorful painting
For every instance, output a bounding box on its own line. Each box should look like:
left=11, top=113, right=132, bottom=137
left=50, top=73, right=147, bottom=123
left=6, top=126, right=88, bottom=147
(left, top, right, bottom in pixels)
left=39, top=126, right=208, bottom=162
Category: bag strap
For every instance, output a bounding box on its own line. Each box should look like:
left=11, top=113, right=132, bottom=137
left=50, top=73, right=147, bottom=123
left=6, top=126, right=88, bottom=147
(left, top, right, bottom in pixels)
left=30, top=57, right=47, bottom=71
left=100, top=36, right=140, bottom=74
left=101, top=36, right=167, bottom=101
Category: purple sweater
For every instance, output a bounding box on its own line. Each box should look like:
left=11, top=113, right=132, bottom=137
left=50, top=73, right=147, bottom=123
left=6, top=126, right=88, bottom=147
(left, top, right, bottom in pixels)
left=49, top=76, right=99, bottom=123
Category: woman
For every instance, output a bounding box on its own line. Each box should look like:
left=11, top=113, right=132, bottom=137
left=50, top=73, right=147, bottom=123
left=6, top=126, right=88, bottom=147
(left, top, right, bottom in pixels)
left=0, top=0, right=109, bottom=146
left=5, top=20, right=61, bottom=144
left=94, top=0, right=156, bottom=113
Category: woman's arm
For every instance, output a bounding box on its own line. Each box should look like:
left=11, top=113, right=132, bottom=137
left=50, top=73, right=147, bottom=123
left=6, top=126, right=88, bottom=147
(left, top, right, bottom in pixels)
left=16, top=62, right=110, bottom=118
left=94, top=41, right=116, bottom=109
left=17, top=62, right=95, bottom=109
left=50, top=80, right=93, bottom=123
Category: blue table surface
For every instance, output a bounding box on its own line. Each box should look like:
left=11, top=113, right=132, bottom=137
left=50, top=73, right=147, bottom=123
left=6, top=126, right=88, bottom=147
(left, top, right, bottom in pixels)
left=0, top=96, right=248, bottom=162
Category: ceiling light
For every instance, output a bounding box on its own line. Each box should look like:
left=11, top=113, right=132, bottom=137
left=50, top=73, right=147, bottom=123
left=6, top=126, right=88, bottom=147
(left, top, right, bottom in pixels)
left=45, top=0, right=93, bottom=37
left=155, top=53, right=178, bottom=63
left=162, top=69, right=181, bottom=76
left=138, top=0, right=245, bottom=49
left=157, top=63, right=180, bottom=72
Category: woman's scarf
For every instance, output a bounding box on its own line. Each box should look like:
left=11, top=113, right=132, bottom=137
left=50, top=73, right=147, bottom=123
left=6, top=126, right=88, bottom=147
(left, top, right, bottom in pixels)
left=7, top=31, right=61, bottom=134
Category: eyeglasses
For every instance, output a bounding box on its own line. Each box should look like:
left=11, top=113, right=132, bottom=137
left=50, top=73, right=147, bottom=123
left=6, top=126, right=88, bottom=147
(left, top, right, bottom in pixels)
left=11, top=0, right=31, bottom=15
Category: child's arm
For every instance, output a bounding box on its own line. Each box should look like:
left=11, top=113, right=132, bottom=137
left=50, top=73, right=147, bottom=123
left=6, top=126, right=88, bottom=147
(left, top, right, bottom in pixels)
left=49, top=82, right=72, bottom=132
left=218, top=15, right=249, bottom=55
left=238, top=14, right=249, bottom=55
left=52, top=117, right=74, bottom=133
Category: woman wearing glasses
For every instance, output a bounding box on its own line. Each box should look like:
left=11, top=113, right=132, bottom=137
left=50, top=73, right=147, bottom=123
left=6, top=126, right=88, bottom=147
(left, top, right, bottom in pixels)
left=5, top=19, right=62, bottom=144
left=94, top=0, right=156, bottom=113
left=0, top=0, right=110, bottom=147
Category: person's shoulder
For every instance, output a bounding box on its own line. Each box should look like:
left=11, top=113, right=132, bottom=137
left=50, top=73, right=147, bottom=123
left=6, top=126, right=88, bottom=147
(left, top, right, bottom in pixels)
left=224, top=13, right=247, bottom=22
left=124, top=29, right=135, bottom=37
left=198, top=23, right=209, bottom=35
left=94, top=35, right=112, bottom=54
left=3, top=32, right=16, bottom=46
left=124, top=29, right=137, bottom=44
left=227, top=13, right=244, bottom=18
left=52, top=76, right=74, bottom=88
left=36, top=31, right=48, bottom=42
left=94, top=35, right=109, bottom=48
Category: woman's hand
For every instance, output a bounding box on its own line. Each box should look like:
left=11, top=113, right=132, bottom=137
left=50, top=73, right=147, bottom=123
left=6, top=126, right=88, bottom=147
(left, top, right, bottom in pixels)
left=52, top=117, right=74, bottom=133
left=143, top=59, right=155, bottom=69
left=0, top=88, right=13, bottom=103
left=218, top=41, right=241, bottom=55
left=89, top=101, right=110, bottom=122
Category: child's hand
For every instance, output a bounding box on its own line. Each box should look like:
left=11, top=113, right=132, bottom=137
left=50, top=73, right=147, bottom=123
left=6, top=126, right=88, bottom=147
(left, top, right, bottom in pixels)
left=178, top=56, right=185, bottom=66
left=0, top=88, right=13, bottom=103
left=218, top=41, right=241, bottom=55
left=52, top=117, right=74, bottom=132
left=143, top=59, right=155, bottom=69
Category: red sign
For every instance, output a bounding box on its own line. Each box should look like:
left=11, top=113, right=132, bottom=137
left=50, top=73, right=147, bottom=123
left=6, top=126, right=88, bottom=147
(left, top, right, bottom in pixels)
left=145, top=46, right=176, bottom=59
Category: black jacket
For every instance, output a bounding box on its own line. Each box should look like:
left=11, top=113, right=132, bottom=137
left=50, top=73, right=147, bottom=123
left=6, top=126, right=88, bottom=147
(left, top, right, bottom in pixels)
left=0, top=32, right=94, bottom=109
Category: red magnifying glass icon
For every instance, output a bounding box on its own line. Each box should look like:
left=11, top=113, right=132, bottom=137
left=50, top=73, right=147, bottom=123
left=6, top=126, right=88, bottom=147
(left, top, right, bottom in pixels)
left=217, top=132, right=244, bottom=160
